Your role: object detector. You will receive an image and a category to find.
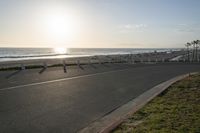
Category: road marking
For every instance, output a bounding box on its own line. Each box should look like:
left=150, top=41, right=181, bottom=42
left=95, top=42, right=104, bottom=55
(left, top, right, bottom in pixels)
left=0, top=68, right=131, bottom=92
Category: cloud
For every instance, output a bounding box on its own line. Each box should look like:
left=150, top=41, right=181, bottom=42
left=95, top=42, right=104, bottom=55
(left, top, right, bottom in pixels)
left=175, top=23, right=200, bottom=33
left=119, top=24, right=148, bottom=33
left=123, top=24, right=133, bottom=29
left=135, top=24, right=147, bottom=29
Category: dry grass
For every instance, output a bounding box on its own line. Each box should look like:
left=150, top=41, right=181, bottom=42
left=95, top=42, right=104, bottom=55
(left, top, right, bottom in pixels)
left=113, top=73, right=200, bottom=133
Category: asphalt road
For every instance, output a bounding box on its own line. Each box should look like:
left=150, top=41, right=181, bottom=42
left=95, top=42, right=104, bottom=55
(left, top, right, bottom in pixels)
left=0, top=63, right=199, bottom=133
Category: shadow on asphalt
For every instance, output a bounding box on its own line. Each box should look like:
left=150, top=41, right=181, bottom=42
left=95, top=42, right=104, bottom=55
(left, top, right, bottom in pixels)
left=78, top=64, right=84, bottom=70
left=39, top=67, right=47, bottom=74
left=89, top=64, right=97, bottom=69
left=6, top=70, right=22, bottom=79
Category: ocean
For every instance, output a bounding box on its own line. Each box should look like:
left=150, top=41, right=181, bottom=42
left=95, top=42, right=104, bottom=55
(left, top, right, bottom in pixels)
left=0, top=48, right=181, bottom=62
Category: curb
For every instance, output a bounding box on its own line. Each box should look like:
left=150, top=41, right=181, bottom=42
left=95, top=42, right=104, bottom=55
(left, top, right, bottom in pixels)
left=78, top=72, right=198, bottom=133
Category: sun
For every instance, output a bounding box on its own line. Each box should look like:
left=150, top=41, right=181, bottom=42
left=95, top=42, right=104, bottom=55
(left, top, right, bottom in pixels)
left=40, top=8, right=80, bottom=44
left=45, top=14, right=74, bottom=38
left=45, top=14, right=78, bottom=43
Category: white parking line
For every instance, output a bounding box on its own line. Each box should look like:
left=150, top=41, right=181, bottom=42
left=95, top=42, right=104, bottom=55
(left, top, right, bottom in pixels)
left=0, top=68, right=131, bottom=92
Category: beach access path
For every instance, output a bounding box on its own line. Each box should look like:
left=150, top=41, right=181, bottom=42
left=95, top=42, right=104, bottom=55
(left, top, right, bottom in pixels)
left=0, top=62, right=199, bottom=133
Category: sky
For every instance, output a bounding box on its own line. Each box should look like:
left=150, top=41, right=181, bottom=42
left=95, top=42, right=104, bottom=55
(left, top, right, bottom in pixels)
left=0, top=0, right=200, bottom=48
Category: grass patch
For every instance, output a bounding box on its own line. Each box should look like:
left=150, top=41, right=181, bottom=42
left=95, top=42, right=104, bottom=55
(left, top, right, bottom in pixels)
left=113, top=73, right=200, bottom=133
left=0, top=65, right=46, bottom=71
left=0, top=61, right=126, bottom=71
left=0, top=63, right=78, bottom=71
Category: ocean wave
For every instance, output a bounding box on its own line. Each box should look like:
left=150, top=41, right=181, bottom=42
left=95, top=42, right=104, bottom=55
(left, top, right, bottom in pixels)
left=0, top=53, right=69, bottom=58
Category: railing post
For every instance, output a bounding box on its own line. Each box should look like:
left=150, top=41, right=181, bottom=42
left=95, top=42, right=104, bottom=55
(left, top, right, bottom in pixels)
left=63, top=60, right=67, bottom=73
left=99, top=59, right=102, bottom=64
left=38, top=62, right=48, bottom=74
left=148, top=58, right=151, bottom=63
left=109, top=58, right=112, bottom=64
left=20, top=64, right=25, bottom=70
left=43, top=62, right=47, bottom=69
left=77, top=60, right=81, bottom=68
left=132, top=59, right=135, bottom=64
left=88, top=59, right=91, bottom=65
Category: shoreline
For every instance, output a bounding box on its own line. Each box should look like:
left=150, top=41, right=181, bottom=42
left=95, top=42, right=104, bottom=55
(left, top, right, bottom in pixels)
left=0, top=48, right=183, bottom=62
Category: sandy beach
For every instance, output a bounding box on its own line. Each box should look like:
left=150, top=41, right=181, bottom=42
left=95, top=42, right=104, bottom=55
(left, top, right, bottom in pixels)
left=0, top=50, right=186, bottom=70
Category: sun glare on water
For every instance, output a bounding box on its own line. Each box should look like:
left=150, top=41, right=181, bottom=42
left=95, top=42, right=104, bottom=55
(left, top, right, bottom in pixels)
left=54, top=47, right=67, bottom=54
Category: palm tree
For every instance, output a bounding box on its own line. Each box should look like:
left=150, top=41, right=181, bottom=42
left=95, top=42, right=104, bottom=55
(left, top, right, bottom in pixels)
left=185, top=42, right=191, bottom=61
left=195, top=40, right=198, bottom=61
left=191, top=40, right=196, bottom=61
left=197, top=40, right=200, bottom=61
left=194, top=40, right=200, bottom=61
